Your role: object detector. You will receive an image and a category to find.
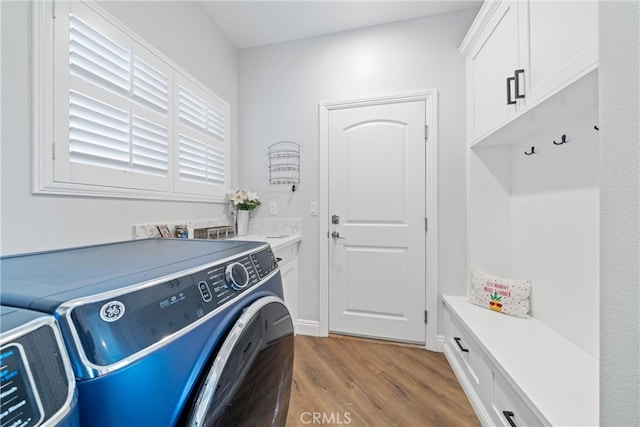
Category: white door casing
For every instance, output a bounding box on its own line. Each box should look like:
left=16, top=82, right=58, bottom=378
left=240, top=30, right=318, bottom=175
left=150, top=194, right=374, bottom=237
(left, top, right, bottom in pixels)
left=319, top=92, right=439, bottom=349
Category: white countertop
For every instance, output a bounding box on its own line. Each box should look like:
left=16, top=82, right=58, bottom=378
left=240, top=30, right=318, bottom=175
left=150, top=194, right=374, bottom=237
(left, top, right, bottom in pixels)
left=229, top=233, right=301, bottom=252
left=133, top=218, right=302, bottom=251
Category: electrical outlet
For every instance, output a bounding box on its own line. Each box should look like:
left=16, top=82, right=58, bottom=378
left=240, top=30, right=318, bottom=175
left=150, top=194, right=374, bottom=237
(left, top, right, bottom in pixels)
left=269, top=201, right=277, bottom=215
left=310, top=202, right=318, bottom=216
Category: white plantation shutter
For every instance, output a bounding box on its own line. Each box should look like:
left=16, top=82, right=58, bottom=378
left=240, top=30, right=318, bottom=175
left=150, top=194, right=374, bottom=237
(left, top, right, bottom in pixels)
left=43, top=1, right=228, bottom=200
left=133, top=56, right=169, bottom=114
left=132, top=115, right=169, bottom=176
left=207, top=146, right=226, bottom=184
left=178, top=135, right=225, bottom=185
left=175, top=75, right=229, bottom=196
left=69, top=90, right=130, bottom=169
left=208, top=106, right=226, bottom=141
left=178, top=86, right=227, bottom=141
left=178, top=86, right=208, bottom=131
left=62, top=6, right=170, bottom=190
left=69, top=14, right=130, bottom=95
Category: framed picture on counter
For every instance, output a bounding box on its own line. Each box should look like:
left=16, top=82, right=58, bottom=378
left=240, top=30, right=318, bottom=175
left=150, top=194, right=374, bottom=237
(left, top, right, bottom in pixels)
left=157, top=225, right=171, bottom=238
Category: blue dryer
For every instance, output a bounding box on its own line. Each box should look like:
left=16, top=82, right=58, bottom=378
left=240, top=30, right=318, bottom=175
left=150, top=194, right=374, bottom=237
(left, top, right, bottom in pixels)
left=0, top=239, right=294, bottom=427
left=0, top=305, right=79, bottom=427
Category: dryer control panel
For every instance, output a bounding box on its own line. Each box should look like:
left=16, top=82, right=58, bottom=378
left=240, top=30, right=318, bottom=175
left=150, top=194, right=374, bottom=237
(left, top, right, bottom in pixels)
left=67, top=247, right=280, bottom=373
left=193, top=255, right=260, bottom=307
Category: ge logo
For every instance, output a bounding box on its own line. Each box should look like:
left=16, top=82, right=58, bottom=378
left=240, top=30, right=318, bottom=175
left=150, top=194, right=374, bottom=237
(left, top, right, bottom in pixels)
left=100, top=301, right=126, bottom=323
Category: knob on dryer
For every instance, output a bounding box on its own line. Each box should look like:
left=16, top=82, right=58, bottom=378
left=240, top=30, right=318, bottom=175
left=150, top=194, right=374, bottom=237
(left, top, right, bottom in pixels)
left=225, top=262, right=249, bottom=290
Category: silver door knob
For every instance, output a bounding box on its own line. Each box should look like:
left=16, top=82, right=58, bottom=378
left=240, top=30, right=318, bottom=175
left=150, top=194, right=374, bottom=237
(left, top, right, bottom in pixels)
left=331, top=231, right=345, bottom=240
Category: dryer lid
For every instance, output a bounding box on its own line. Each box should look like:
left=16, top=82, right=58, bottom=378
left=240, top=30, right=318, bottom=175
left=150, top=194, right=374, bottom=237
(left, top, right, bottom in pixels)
left=0, top=239, right=265, bottom=312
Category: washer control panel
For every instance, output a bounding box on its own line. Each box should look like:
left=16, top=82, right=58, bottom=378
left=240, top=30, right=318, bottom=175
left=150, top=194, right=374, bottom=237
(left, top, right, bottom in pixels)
left=250, top=249, right=278, bottom=278
left=194, top=255, right=260, bottom=306
left=69, top=246, right=278, bottom=370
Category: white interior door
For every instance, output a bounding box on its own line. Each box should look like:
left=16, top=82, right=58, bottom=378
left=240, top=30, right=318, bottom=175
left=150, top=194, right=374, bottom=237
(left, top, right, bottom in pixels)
left=328, top=100, right=426, bottom=344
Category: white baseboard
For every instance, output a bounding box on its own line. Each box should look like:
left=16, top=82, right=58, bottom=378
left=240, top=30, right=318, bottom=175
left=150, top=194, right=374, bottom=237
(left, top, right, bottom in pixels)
left=295, top=318, right=321, bottom=337
left=435, top=334, right=446, bottom=353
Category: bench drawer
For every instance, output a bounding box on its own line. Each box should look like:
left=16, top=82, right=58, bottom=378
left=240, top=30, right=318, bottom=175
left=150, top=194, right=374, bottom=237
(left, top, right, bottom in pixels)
left=491, top=371, right=547, bottom=427
left=445, top=309, right=490, bottom=394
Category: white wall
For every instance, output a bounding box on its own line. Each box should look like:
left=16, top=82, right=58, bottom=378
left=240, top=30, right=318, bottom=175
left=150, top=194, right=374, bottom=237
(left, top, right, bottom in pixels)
left=510, top=106, right=600, bottom=357
left=469, top=106, right=600, bottom=358
left=237, top=8, right=479, bottom=328
left=0, top=1, right=237, bottom=255
left=599, top=1, right=639, bottom=425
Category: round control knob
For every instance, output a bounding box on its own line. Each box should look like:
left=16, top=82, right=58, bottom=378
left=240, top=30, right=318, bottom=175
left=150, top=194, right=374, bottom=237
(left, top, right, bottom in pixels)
left=225, top=262, right=250, bottom=290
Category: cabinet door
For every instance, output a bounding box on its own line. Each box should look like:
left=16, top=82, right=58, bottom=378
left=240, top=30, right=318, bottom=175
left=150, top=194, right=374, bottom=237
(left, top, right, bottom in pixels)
left=280, top=259, right=298, bottom=328
left=519, top=0, right=598, bottom=108
left=466, top=1, right=521, bottom=143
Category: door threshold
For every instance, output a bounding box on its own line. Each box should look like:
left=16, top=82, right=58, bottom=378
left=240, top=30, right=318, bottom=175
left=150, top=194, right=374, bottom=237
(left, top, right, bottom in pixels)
left=328, top=333, right=425, bottom=349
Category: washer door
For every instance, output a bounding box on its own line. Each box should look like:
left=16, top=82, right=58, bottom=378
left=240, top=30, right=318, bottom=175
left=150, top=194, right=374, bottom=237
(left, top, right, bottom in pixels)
left=186, top=297, right=294, bottom=427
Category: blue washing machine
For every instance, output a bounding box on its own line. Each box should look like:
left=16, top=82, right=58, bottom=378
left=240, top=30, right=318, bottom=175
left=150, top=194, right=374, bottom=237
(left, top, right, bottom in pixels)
left=0, top=238, right=294, bottom=426
left=0, top=305, right=79, bottom=427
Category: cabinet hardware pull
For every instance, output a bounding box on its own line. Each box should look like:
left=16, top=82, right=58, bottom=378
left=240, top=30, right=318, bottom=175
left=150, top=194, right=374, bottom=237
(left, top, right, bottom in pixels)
left=454, top=337, right=469, bottom=352
left=506, top=76, right=516, bottom=105
left=514, top=69, right=525, bottom=99
left=503, top=411, right=517, bottom=427
left=524, top=146, right=536, bottom=155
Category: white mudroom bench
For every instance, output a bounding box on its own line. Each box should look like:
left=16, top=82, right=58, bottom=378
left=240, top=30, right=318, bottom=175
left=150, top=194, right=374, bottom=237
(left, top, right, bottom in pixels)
left=442, top=295, right=598, bottom=427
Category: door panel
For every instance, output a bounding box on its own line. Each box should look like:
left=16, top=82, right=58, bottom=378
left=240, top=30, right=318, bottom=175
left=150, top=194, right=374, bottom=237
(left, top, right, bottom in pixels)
left=344, top=121, right=407, bottom=222
left=328, top=101, right=426, bottom=344
left=467, top=1, right=520, bottom=141
left=343, top=246, right=408, bottom=316
left=522, top=0, right=598, bottom=107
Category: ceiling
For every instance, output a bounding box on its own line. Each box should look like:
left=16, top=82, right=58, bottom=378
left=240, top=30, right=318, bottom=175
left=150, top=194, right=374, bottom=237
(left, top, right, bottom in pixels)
left=200, top=1, right=482, bottom=49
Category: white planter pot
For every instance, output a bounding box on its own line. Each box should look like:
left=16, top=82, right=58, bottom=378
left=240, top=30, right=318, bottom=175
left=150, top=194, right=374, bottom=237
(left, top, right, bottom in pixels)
left=236, top=210, right=250, bottom=236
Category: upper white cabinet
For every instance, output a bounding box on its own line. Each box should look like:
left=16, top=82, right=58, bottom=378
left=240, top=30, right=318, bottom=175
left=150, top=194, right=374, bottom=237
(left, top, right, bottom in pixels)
left=461, top=0, right=598, bottom=145
left=521, top=1, right=598, bottom=108
left=463, top=1, right=522, bottom=142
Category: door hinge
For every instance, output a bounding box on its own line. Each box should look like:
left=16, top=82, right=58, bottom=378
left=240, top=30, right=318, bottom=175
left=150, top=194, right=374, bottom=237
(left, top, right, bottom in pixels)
left=424, top=125, right=428, bottom=141
left=424, top=310, right=428, bottom=324
left=52, top=141, right=56, bottom=160
left=425, top=217, right=428, bottom=232
left=52, top=0, right=57, bottom=19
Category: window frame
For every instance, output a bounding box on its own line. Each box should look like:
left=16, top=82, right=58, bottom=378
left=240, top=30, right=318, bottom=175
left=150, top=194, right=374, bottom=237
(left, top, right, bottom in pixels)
left=32, top=0, right=230, bottom=203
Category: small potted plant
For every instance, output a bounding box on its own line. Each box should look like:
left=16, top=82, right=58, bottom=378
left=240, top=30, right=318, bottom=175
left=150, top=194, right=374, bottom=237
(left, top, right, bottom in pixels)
left=229, top=189, right=261, bottom=236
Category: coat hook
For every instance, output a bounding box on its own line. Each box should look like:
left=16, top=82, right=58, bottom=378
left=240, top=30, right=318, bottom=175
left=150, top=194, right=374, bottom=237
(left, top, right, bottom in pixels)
left=594, top=125, right=599, bottom=131
left=525, top=146, right=536, bottom=155
left=553, top=134, right=567, bottom=145
left=292, top=184, right=296, bottom=192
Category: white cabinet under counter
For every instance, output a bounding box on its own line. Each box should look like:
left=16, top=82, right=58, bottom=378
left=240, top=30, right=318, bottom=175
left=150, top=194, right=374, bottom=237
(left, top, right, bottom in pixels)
left=274, top=241, right=299, bottom=330
left=443, top=295, right=598, bottom=427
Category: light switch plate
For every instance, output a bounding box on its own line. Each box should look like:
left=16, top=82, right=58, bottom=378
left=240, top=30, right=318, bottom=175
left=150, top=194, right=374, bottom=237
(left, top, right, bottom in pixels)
left=269, top=201, right=277, bottom=215
left=310, top=202, right=318, bottom=216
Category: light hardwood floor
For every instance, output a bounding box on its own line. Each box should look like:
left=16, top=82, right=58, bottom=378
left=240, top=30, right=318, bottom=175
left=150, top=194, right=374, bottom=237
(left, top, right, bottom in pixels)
left=285, top=335, right=480, bottom=427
